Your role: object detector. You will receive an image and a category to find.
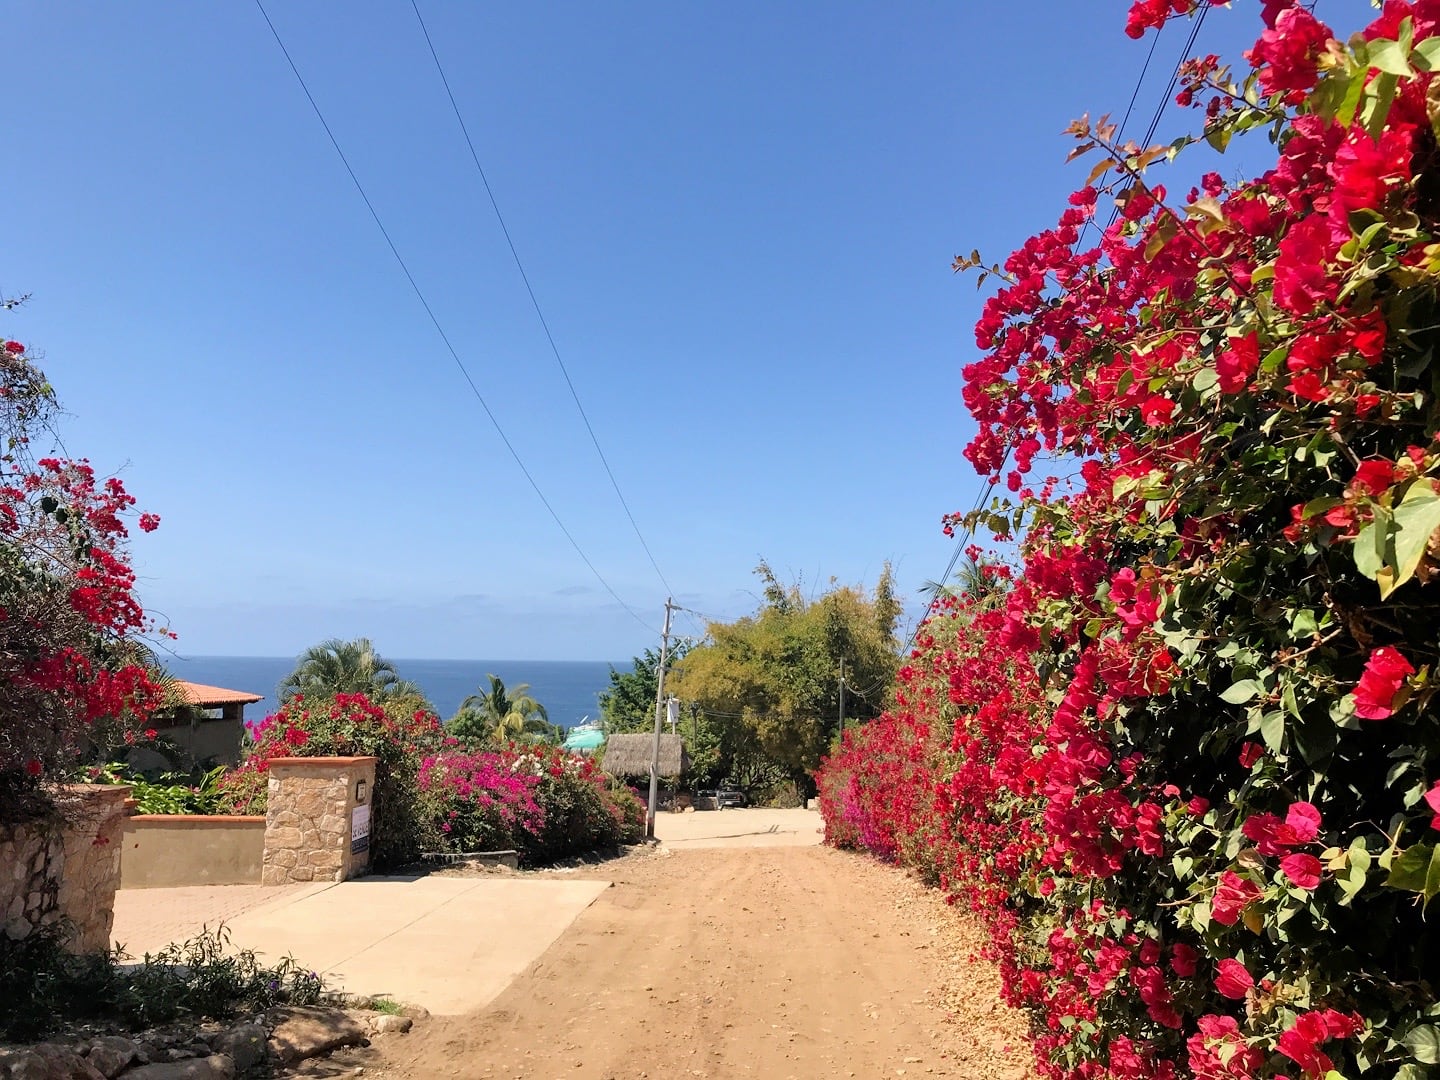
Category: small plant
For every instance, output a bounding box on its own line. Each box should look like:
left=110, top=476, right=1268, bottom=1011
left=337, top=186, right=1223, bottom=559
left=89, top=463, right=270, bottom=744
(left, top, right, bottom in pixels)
left=0, top=923, right=325, bottom=1042
left=85, top=763, right=231, bottom=815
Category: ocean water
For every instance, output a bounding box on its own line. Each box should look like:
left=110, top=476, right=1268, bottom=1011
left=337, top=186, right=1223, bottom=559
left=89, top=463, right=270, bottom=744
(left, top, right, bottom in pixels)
left=163, top=656, right=628, bottom=731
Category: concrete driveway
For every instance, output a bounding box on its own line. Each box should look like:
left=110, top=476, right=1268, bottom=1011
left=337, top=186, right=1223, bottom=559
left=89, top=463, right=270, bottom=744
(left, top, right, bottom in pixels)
left=112, top=875, right=608, bottom=1015
left=109, top=809, right=821, bottom=1015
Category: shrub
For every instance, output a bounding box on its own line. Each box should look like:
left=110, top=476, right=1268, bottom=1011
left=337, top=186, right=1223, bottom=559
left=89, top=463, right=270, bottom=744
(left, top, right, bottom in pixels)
left=85, top=764, right=231, bottom=815
left=419, top=744, right=637, bottom=864
left=821, top=5, right=1440, bottom=1078
left=0, top=924, right=324, bottom=1043
left=0, top=340, right=162, bottom=823
left=416, top=750, right=544, bottom=852
left=229, top=692, right=444, bottom=868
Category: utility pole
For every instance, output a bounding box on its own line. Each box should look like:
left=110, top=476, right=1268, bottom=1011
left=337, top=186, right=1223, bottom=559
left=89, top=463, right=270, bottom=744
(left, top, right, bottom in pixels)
left=838, top=657, right=846, bottom=736
left=647, top=597, right=674, bottom=840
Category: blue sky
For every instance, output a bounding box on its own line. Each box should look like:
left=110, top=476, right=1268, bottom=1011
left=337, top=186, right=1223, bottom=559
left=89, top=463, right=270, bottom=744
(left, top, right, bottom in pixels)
left=8, top=2, right=1297, bottom=661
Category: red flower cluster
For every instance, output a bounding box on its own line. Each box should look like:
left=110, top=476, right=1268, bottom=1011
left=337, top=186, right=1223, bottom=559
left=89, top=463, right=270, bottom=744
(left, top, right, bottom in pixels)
left=823, top=2, right=1440, bottom=1075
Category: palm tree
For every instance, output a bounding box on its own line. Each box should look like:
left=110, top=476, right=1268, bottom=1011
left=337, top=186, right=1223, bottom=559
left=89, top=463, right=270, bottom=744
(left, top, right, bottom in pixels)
left=919, top=557, right=1006, bottom=604
left=278, top=638, right=427, bottom=706
left=450, top=674, right=554, bottom=746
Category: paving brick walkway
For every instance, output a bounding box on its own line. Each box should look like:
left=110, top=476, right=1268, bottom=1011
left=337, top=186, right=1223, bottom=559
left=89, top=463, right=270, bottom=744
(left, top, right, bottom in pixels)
left=111, top=882, right=328, bottom=957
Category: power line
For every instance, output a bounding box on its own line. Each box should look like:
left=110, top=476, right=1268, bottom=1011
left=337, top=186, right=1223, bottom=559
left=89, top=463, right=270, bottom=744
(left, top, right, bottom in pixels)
left=876, top=12, right=1211, bottom=697
left=252, top=0, right=656, bottom=635
left=408, top=0, right=677, bottom=602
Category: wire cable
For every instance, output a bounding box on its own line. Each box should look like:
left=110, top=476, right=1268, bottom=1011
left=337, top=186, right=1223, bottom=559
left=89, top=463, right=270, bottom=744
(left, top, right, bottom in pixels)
left=409, top=0, right=677, bottom=601
left=879, top=11, right=1213, bottom=695
left=252, top=0, right=657, bottom=635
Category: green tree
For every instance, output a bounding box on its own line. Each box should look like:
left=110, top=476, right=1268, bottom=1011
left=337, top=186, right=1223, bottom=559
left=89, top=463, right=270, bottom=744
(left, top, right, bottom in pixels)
left=449, top=674, right=556, bottom=746
left=671, top=562, right=901, bottom=790
left=597, top=643, right=690, bottom=733
left=277, top=637, right=429, bottom=709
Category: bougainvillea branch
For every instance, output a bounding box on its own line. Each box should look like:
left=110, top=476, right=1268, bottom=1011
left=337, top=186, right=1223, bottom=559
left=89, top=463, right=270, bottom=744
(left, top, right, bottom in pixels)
left=822, top=3, right=1440, bottom=1077
left=1, top=336, right=162, bottom=815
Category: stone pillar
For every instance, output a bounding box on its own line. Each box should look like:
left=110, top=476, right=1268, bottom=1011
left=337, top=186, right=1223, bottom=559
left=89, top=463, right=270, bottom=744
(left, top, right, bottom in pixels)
left=0, top=784, right=130, bottom=953
left=261, top=757, right=377, bottom=885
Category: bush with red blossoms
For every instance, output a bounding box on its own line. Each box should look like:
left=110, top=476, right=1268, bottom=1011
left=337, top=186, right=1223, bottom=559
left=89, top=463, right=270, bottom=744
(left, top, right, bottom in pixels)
left=225, top=692, right=446, bottom=868
left=417, top=742, right=645, bottom=865
left=0, top=334, right=162, bottom=822
left=821, top=4, right=1440, bottom=1077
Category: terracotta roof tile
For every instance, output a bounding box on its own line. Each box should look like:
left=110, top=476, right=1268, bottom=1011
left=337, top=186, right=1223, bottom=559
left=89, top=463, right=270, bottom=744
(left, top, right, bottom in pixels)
left=174, top=680, right=264, bottom=706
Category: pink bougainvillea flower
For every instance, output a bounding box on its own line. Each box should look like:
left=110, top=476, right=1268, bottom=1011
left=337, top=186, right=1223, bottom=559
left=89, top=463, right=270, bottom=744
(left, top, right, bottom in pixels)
left=1187, top=1013, right=1264, bottom=1079
left=3, top=340, right=24, bottom=354
left=1287, top=801, right=1321, bottom=838
left=1276, top=1009, right=1362, bottom=1077
left=1281, top=852, right=1324, bottom=890
left=1426, top=781, right=1440, bottom=831
left=1141, top=395, right=1176, bottom=427
left=1239, top=742, right=1265, bottom=769
left=1247, top=5, right=1334, bottom=97
left=1214, top=958, right=1254, bottom=999
left=1245, top=802, right=1322, bottom=856
left=1170, top=942, right=1199, bottom=978
left=1211, top=870, right=1262, bottom=926
left=1351, top=459, right=1396, bottom=497
left=1274, top=217, right=1338, bottom=314
left=1216, top=333, right=1260, bottom=394
left=1351, top=646, right=1415, bottom=719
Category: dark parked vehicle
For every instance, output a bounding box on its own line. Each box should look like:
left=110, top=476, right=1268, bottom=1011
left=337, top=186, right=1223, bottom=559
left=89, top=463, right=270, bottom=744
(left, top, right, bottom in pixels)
left=696, top=786, right=747, bottom=809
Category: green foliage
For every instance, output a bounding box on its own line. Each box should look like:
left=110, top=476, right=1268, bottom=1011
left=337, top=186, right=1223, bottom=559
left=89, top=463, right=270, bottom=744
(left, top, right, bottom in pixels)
left=0, top=924, right=325, bottom=1043
left=449, top=674, right=559, bottom=747
left=671, top=561, right=901, bottom=785
left=85, top=764, right=230, bottom=815
left=234, top=693, right=445, bottom=868
left=597, top=645, right=689, bottom=732
left=278, top=638, right=431, bottom=710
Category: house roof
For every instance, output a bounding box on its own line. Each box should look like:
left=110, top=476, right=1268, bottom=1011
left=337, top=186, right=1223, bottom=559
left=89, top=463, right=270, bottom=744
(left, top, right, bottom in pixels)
left=174, top=680, right=263, bottom=707
left=601, top=733, right=688, bottom=778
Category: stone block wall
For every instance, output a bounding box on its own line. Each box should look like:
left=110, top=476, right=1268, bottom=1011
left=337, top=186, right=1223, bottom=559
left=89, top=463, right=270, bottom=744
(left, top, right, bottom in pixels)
left=261, top=757, right=376, bottom=886
left=0, top=785, right=130, bottom=952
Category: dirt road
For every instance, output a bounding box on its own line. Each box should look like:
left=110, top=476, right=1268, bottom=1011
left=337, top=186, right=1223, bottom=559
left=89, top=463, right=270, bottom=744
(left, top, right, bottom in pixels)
left=371, top=841, right=1035, bottom=1080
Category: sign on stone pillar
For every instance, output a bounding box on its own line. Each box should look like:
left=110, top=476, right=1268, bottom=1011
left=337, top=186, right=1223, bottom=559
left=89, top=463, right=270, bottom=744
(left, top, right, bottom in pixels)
left=261, top=757, right=378, bottom=886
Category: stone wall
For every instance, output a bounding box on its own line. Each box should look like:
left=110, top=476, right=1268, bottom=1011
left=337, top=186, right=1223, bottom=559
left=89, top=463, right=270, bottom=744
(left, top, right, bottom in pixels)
left=0, top=785, right=130, bottom=952
left=261, top=757, right=376, bottom=886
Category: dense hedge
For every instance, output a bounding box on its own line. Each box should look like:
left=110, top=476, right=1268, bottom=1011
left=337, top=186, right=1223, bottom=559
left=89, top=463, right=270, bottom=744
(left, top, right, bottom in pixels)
left=418, top=743, right=645, bottom=865
left=821, top=4, right=1440, bottom=1078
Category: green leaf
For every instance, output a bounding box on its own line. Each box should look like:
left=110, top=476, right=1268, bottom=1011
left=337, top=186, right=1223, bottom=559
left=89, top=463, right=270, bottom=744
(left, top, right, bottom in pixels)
left=1260, top=710, right=1285, bottom=752
left=1387, top=480, right=1440, bottom=595
left=1368, top=38, right=1416, bottom=77
left=1403, top=1025, right=1440, bottom=1066
left=1414, top=36, right=1440, bottom=72
left=1353, top=511, right=1391, bottom=582
left=1221, top=680, right=1263, bottom=705
left=1385, top=842, right=1440, bottom=906
left=1363, top=72, right=1401, bottom=140
left=1291, top=609, right=1319, bottom=639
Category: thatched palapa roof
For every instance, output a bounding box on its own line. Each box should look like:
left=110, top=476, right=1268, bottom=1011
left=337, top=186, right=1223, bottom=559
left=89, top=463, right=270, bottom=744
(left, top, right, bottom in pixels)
left=602, top=733, right=689, bottom=779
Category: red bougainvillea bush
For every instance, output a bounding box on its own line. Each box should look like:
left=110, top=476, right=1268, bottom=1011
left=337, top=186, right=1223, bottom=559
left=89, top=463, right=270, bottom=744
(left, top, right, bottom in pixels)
left=0, top=331, right=162, bottom=821
left=821, top=3, right=1440, bottom=1077
left=224, top=692, right=446, bottom=868
left=420, top=743, right=645, bottom=865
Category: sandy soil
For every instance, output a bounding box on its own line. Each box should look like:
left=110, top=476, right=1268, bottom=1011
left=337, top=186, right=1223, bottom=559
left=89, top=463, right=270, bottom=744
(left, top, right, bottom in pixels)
left=369, top=843, right=1037, bottom=1080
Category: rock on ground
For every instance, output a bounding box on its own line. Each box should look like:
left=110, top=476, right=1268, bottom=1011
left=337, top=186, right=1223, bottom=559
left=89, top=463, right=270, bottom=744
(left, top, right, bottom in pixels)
left=264, top=1008, right=367, bottom=1066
